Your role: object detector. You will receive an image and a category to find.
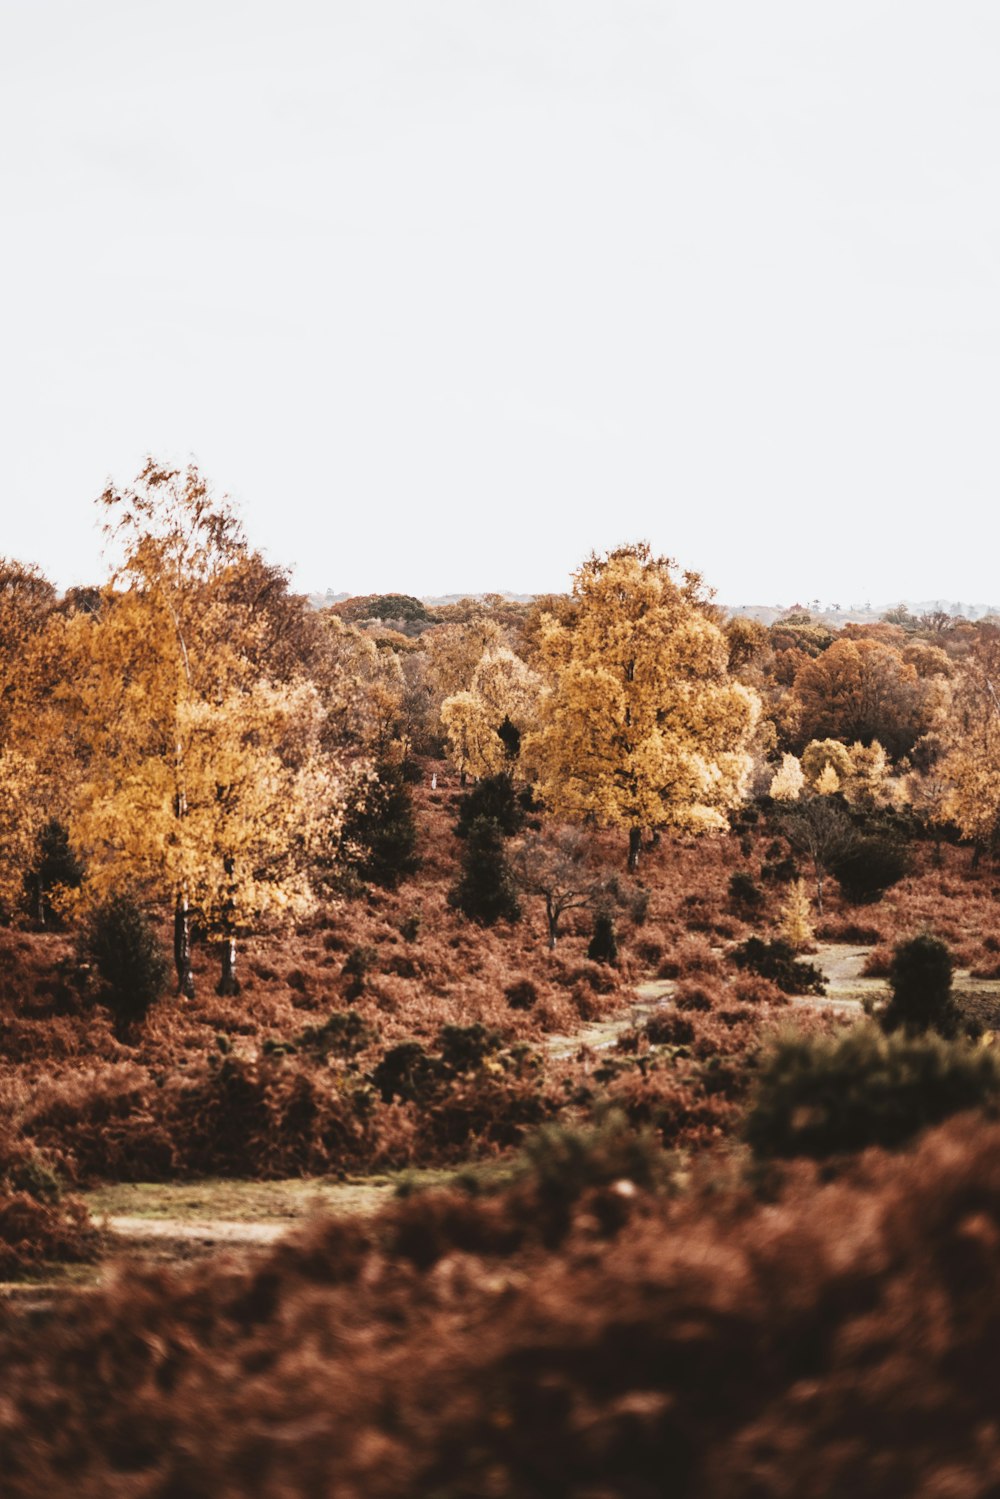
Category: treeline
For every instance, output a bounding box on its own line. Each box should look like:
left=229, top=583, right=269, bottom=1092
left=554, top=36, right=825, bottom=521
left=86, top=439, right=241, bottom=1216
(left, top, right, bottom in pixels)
left=1, top=460, right=998, bottom=1009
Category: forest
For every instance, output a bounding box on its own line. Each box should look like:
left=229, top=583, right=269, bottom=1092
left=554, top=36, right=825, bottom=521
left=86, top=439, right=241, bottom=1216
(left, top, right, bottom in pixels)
left=3, top=459, right=1000, bottom=1495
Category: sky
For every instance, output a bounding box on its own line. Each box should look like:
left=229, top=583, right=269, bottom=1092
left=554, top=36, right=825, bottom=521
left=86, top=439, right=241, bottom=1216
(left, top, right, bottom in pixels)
left=2, top=1, right=998, bottom=607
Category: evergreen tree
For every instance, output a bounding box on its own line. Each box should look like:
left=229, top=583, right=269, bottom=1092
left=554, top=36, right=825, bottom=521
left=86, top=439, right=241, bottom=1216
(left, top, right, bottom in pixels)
left=448, top=816, right=521, bottom=925
left=23, top=819, right=84, bottom=926
left=343, top=762, right=421, bottom=889
left=454, top=774, right=526, bottom=840
left=587, top=910, right=619, bottom=964
left=881, top=934, right=961, bottom=1038
left=80, top=892, right=169, bottom=1036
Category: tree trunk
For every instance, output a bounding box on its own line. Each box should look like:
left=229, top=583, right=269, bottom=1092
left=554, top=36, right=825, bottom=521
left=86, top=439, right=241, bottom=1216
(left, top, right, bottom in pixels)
left=546, top=894, right=558, bottom=950
left=815, top=864, right=825, bottom=916
left=217, top=936, right=240, bottom=996
left=627, top=826, right=642, bottom=873
left=174, top=893, right=195, bottom=998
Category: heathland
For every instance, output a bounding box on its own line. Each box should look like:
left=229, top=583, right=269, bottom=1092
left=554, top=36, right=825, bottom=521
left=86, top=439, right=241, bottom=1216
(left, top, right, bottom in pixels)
left=3, top=462, right=1000, bottom=1495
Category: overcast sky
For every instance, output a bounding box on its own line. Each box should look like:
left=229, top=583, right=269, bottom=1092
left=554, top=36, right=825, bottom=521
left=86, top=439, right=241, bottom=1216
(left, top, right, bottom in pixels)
left=2, top=2, right=998, bottom=606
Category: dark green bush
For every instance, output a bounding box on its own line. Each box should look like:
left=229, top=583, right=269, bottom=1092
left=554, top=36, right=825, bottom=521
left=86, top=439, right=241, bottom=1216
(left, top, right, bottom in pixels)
left=728, top=871, right=765, bottom=912
left=296, top=1009, right=377, bottom=1058
left=587, top=911, right=619, bottom=965
left=731, top=937, right=826, bottom=995
left=829, top=836, right=909, bottom=903
left=342, top=762, right=421, bottom=889
left=881, top=933, right=961, bottom=1038
left=448, top=816, right=521, bottom=925
left=505, top=978, right=538, bottom=1011
left=342, top=945, right=378, bottom=1000
left=372, top=1042, right=438, bottom=1103
left=437, top=1023, right=502, bottom=1072
left=453, top=776, right=525, bottom=840
left=23, top=819, right=85, bottom=925
left=745, top=1023, right=1000, bottom=1159
left=80, top=893, right=169, bottom=1034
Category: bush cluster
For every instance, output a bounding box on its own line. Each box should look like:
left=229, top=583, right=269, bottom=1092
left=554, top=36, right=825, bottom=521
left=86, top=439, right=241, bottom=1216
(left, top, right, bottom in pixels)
left=744, top=1022, right=1000, bottom=1159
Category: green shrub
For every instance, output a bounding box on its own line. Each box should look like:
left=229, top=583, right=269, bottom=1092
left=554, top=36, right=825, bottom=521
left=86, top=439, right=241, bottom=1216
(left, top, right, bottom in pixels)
left=342, top=762, right=421, bottom=889
left=437, top=1023, right=503, bottom=1071
left=731, top=937, right=826, bottom=995
left=448, top=816, right=521, bottom=925
left=744, top=1022, right=1000, bottom=1159
left=342, top=946, right=378, bottom=1000
left=881, top=933, right=961, bottom=1038
left=296, top=1009, right=377, bottom=1058
left=80, top=893, right=169, bottom=1034
left=588, top=911, right=619, bottom=965
left=505, top=977, right=538, bottom=1011
left=23, top=819, right=85, bottom=925
left=453, top=776, right=526, bottom=839
left=829, top=836, right=909, bottom=903
left=728, top=870, right=764, bottom=912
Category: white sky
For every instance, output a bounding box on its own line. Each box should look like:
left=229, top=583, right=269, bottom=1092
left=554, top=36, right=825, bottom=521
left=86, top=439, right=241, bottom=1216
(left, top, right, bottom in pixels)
left=2, top=2, right=998, bottom=606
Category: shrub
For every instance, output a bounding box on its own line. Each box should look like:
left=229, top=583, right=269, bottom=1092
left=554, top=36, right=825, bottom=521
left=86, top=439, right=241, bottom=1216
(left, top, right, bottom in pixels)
left=829, top=836, right=909, bottom=903
left=881, top=933, right=961, bottom=1038
left=448, top=817, right=521, bottom=926
left=731, top=937, right=826, bottom=995
left=745, top=1022, right=1000, bottom=1159
left=505, top=978, right=538, bottom=1011
left=296, top=1009, right=377, bottom=1058
left=372, top=1042, right=438, bottom=1104
left=587, top=911, right=618, bottom=965
left=673, top=978, right=722, bottom=1012
left=342, top=945, right=378, bottom=999
left=0, top=1125, right=101, bottom=1279
left=79, top=893, right=169, bottom=1034
left=728, top=871, right=764, bottom=913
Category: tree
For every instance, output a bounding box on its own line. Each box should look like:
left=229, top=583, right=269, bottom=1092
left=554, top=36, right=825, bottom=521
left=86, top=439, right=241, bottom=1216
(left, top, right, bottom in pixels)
left=448, top=817, right=521, bottom=925
left=341, top=761, right=421, bottom=889
left=23, top=820, right=84, bottom=926
left=769, top=753, right=805, bottom=801
left=454, top=775, right=527, bottom=840
left=80, top=891, right=169, bottom=1037
left=779, top=878, right=814, bottom=951
left=67, top=461, right=347, bottom=996
left=523, top=544, right=760, bottom=870
left=881, top=934, right=960, bottom=1038
left=801, top=739, right=854, bottom=792
left=937, top=628, right=1000, bottom=856
left=510, top=826, right=608, bottom=949
left=790, top=637, right=931, bottom=759
left=440, top=648, right=541, bottom=782
left=780, top=795, right=855, bottom=913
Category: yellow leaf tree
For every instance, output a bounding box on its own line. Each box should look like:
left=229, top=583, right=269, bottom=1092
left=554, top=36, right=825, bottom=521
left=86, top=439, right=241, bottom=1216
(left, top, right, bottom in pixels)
left=937, top=628, right=1000, bottom=857
left=440, top=647, right=540, bottom=781
left=68, top=460, right=347, bottom=996
left=523, top=544, right=761, bottom=870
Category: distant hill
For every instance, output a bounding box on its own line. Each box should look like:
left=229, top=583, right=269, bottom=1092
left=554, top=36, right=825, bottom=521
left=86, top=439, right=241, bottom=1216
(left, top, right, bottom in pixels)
left=723, top=600, right=1000, bottom=626
left=307, top=590, right=999, bottom=627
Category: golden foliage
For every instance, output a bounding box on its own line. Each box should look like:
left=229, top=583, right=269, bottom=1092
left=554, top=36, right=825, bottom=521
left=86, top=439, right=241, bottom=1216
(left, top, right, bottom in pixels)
left=769, top=753, right=805, bottom=802
left=523, top=545, right=760, bottom=855
left=779, top=878, right=815, bottom=951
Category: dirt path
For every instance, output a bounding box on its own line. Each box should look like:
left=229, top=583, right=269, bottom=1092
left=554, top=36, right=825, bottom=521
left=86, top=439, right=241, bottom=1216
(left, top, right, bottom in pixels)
left=86, top=951, right=875, bottom=1258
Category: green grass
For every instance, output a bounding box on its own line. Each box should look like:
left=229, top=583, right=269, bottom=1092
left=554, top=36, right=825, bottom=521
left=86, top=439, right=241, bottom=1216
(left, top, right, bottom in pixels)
left=84, top=1169, right=456, bottom=1225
